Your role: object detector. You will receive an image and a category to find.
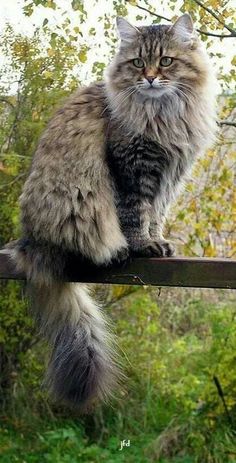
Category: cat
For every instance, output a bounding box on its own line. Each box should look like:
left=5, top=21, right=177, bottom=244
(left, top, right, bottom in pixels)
left=7, top=13, right=216, bottom=409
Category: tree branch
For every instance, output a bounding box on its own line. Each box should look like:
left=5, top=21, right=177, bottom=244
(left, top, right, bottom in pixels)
left=0, top=173, right=26, bottom=189
left=192, top=0, right=236, bottom=34
left=133, top=4, right=171, bottom=23
left=130, top=2, right=236, bottom=38
left=0, top=97, right=15, bottom=109
left=218, top=121, right=236, bottom=128
left=197, top=30, right=236, bottom=38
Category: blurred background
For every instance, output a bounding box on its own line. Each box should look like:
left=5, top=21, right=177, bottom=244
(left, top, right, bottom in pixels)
left=0, top=1, right=235, bottom=462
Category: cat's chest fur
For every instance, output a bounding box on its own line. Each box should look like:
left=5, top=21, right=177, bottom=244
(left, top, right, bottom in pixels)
left=106, top=133, right=186, bottom=204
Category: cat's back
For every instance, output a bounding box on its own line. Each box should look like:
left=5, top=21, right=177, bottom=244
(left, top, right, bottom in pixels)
left=21, top=81, right=111, bottom=221
left=52, top=81, right=107, bottom=133
left=32, top=81, right=108, bottom=167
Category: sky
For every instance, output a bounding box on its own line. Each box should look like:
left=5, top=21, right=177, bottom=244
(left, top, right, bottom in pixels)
left=0, top=0, right=235, bottom=93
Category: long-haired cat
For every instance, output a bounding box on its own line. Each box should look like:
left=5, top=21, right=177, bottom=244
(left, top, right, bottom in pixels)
left=6, top=14, right=216, bottom=409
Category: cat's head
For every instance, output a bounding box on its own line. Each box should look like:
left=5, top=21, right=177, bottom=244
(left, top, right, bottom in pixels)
left=107, top=14, right=210, bottom=100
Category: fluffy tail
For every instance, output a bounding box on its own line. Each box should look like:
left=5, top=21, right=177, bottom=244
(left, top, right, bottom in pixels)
left=7, top=240, right=119, bottom=409
left=32, top=282, right=118, bottom=408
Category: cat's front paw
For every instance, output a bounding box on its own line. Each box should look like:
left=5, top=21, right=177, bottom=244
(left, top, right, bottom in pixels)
left=133, top=240, right=175, bottom=258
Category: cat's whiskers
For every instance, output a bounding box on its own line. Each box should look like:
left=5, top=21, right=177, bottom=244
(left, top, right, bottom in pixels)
left=135, top=79, right=170, bottom=91
left=103, top=86, right=137, bottom=115
left=174, top=81, right=195, bottom=89
left=172, top=89, right=193, bottom=106
left=172, top=87, right=195, bottom=105
left=112, top=87, right=137, bottom=110
left=155, top=82, right=195, bottom=105
left=109, top=87, right=138, bottom=130
left=173, top=81, right=197, bottom=97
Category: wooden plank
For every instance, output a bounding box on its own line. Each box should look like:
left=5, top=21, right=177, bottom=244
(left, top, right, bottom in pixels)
left=0, top=249, right=235, bottom=289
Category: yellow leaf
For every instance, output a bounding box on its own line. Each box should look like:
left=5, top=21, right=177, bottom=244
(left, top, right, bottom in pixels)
left=204, top=245, right=217, bottom=257
left=78, top=50, right=87, bottom=63
left=32, top=111, right=39, bottom=121
left=231, top=55, right=236, bottom=67
left=47, top=48, right=55, bottom=57
left=44, top=71, right=53, bottom=79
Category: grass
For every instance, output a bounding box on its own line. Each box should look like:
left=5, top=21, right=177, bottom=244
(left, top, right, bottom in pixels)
left=0, top=287, right=236, bottom=462
left=0, top=420, right=153, bottom=463
left=1, top=419, right=235, bottom=463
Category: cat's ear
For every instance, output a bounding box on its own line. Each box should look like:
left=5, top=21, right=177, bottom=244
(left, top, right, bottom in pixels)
left=170, top=13, right=195, bottom=43
left=172, top=13, right=194, bottom=34
left=116, top=17, right=140, bottom=43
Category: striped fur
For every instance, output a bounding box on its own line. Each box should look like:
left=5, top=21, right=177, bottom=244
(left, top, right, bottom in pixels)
left=105, top=15, right=216, bottom=254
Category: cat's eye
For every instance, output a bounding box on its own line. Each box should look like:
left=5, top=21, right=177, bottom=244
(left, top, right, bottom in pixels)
left=160, top=57, right=173, bottom=67
left=133, top=58, right=145, bottom=68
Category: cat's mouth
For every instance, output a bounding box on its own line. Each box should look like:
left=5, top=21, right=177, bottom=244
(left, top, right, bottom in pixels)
left=137, top=85, right=170, bottom=98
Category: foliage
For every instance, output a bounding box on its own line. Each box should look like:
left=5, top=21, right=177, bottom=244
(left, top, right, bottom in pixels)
left=171, top=125, right=236, bottom=257
left=0, top=290, right=236, bottom=462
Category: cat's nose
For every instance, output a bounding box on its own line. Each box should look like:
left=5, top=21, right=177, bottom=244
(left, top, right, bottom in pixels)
left=146, top=76, right=155, bottom=85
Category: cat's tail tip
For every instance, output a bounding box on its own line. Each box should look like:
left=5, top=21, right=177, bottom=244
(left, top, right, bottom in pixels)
left=40, top=283, right=121, bottom=410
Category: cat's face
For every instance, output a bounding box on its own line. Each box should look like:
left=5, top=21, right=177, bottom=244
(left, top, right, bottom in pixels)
left=107, top=14, right=209, bottom=100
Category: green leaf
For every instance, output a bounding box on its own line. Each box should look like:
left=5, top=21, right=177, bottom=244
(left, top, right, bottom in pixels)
left=71, top=0, right=86, bottom=15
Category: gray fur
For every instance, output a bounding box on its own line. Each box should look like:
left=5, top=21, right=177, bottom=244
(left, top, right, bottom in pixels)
left=30, top=282, right=119, bottom=408
left=106, top=16, right=216, bottom=253
left=9, top=15, right=216, bottom=408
